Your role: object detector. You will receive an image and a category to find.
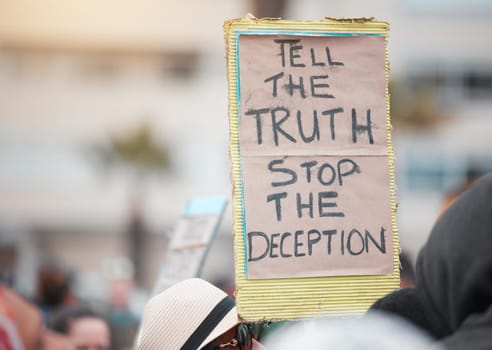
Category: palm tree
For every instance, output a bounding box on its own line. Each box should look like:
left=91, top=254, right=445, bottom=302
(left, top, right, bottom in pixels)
left=92, top=121, right=170, bottom=287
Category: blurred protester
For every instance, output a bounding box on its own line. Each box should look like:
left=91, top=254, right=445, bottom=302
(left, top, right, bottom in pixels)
left=49, top=306, right=111, bottom=350
left=34, top=260, right=78, bottom=325
left=399, top=252, right=416, bottom=288
left=439, top=168, right=483, bottom=216
left=104, top=257, right=141, bottom=350
left=0, top=284, right=73, bottom=350
left=0, top=245, right=17, bottom=287
left=371, top=173, right=492, bottom=350
left=0, top=285, right=25, bottom=350
left=264, top=311, right=439, bottom=350
left=136, top=278, right=264, bottom=350
left=43, top=330, right=76, bottom=350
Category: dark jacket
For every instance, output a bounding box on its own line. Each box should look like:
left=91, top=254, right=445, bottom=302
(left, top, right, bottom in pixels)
left=371, top=173, right=492, bottom=350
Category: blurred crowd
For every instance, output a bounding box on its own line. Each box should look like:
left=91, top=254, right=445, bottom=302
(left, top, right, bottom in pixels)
left=0, top=258, right=139, bottom=350
left=1, top=0, right=491, bottom=348
left=1, top=172, right=491, bottom=350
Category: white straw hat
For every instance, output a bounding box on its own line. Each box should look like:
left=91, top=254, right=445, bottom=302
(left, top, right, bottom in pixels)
left=137, top=278, right=239, bottom=350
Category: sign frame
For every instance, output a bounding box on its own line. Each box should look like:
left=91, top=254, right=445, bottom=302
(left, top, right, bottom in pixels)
left=224, top=17, right=400, bottom=321
left=151, top=196, right=227, bottom=296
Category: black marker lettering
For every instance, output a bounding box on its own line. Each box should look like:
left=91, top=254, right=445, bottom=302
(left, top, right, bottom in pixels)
left=268, top=159, right=297, bottom=187
left=289, top=43, right=305, bottom=68
left=326, top=47, right=344, bottom=66
left=294, top=230, right=305, bottom=257
left=300, top=161, right=318, bottom=183
left=337, top=159, right=361, bottom=186
left=365, top=227, right=386, bottom=254
left=271, top=107, right=296, bottom=145
left=347, top=229, right=365, bottom=256
left=310, top=75, right=334, bottom=98
left=280, top=232, right=292, bottom=258
left=321, top=107, right=344, bottom=140
left=266, top=192, right=288, bottom=222
left=352, top=108, right=374, bottom=144
left=264, top=72, right=284, bottom=97
left=318, top=191, right=344, bottom=217
left=245, top=107, right=269, bottom=145
left=274, top=39, right=299, bottom=68
left=307, top=229, right=321, bottom=255
left=310, top=48, right=325, bottom=66
left=297, top=110, right=320, bottom=143
left=286, top=74, right=306, bottom=98
left=317, top=163, right=336, bottom=186
left=322, top=230, right=337, bottom=255
left=270, top=233, right=280, bottom=258
left=247, top=232, right=269, bottom=262
left=296, top=192, right=314, bottom=219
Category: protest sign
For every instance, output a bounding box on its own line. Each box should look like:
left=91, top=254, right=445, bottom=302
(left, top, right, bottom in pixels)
left=225, top=17, right=400, bottom=320
left=152, top=196, right=227, bottom=295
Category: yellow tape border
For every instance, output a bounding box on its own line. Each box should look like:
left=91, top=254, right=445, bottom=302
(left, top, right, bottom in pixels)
left=224, top=18, right=399, bottom=321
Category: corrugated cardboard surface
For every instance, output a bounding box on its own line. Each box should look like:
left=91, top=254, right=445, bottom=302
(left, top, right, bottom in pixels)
left=224, top=18, right=399, bottom=321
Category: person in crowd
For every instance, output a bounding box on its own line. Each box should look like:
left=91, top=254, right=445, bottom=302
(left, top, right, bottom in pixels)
left=371, top=173, right=492, bottom=349
left=48, top=306, right=111, bottom=350
left=0, top=284, right=36, bottom=350
left=439, top=168, right=483, bottom=216
left=34, top=259, right=78, bottom=325
left=264, top=311, right=439, bottom=350
left=0, top=284, right=73, bottom=350
left=136, top=278, right=264, bottom=350
left=49, top=306, right=111, bottom=350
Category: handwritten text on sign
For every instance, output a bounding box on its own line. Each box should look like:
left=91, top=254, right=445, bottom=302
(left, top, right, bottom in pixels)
left=239, top=35, right=393, bottom=279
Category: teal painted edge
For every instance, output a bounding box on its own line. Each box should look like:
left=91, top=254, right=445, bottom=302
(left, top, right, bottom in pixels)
left=233, top=29, right=384, bottom=277
left=236, top=30, right=384, bottom=36
left=234, top=31, right=249, bottom=277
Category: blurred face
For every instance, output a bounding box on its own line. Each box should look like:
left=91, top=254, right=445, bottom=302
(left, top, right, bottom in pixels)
left=42, top=330, right=75, bottom=350
left=68, top=317, right=110, bottom=350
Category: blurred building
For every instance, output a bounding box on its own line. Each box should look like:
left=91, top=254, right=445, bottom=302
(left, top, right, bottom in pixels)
left=0, top=0, right=246, bottom=297
left=0, top=0, right=491, bottom=301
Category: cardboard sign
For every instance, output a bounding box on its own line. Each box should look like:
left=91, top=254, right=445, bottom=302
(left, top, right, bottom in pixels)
left=152, top=196, right=227, bottom=295
left=170, top=214, right=221, bottom=250
left=225, top=17, right=400, bottom=320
